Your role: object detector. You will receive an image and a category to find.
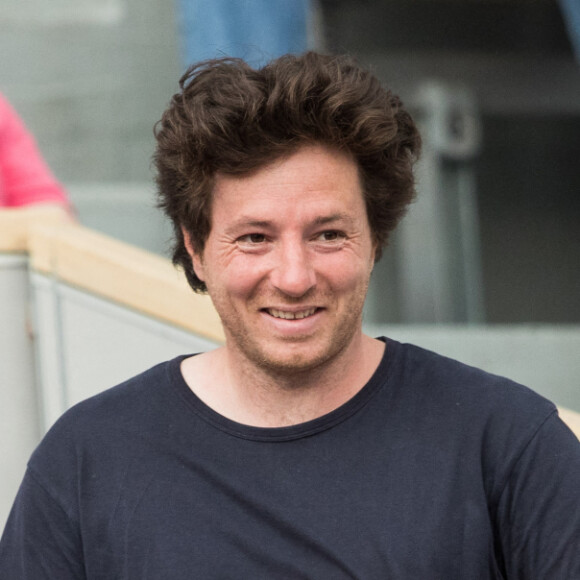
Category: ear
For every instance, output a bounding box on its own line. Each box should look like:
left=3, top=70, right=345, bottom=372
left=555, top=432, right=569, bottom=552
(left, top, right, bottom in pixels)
left=370, top=239, right=379, bottom=268
left=181, top=227, right=205, bottom=282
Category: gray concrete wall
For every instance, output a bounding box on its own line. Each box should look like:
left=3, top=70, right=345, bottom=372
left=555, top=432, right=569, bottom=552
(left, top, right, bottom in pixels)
left=321, top=0, right=580, bottom=325
left=0, top=0, right=181, bottom=185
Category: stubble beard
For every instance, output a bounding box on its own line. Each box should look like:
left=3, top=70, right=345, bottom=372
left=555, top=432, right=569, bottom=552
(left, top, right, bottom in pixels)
left=215, top=285, right=370, bottom=385
left=235, top=316, right=360, bottom=380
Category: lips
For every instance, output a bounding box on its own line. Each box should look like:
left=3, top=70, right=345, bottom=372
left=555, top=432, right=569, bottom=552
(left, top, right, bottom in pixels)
left=266, top=307, right=318, bottom=320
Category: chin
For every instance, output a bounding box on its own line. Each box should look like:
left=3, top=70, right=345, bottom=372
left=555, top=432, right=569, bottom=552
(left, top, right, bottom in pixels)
left=257, top=354, right=323, bottom=375
left=249, top=339, right=347, bottom=377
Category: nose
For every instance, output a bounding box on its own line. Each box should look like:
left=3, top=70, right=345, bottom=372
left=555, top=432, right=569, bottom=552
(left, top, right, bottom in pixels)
left=270, top=241, right=316, bottom=298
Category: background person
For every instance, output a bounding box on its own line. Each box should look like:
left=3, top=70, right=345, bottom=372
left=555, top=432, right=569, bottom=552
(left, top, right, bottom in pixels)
left=0, top=92, right=70, bottom=209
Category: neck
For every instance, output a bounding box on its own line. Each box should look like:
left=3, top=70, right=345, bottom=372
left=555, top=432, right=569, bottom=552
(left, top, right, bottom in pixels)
left=182, top=334, right=385, bottom=428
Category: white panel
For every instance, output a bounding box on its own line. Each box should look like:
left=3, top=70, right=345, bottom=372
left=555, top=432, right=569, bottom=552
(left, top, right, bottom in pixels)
left=30, top=274, right=67, bottom=432
left=364, top=323, right=580, bottom=412
left=0, top=255, right=40, bottom=528
left=30, top=274, right=219, bottom=431
left=57, top=284, right=218, bottom=415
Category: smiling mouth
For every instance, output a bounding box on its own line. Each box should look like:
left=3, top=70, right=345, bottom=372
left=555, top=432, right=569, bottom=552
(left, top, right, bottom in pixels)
left=266, top=308, right=318, bottom=320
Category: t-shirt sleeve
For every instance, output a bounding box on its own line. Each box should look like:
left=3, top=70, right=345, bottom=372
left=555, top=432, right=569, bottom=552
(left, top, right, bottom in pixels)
left=495, top=411, right=580, bottom=579
left=0, top=468, right=86, bottom=579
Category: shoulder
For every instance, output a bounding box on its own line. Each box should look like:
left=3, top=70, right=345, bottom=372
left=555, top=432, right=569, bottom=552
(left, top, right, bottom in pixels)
left=385, top=339, right=570, bottom=501
left=63, top=356, right=184, bottom=421
left=28, top=356, right=188, bottom=476
left=391, top=339, right=556, bottom=418
left=388, top=340, right=558, bottom=461
left=16, top=356, right=196, bottom=525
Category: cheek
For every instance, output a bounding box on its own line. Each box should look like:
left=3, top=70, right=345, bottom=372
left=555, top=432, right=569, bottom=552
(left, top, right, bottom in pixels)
left=206, top=257, right=267, bottom=299
left=318, top=255, right=373, bottom=292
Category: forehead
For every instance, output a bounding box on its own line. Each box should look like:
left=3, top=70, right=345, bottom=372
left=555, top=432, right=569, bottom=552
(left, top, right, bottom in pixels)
left=210, top=145, right=365, bottom=223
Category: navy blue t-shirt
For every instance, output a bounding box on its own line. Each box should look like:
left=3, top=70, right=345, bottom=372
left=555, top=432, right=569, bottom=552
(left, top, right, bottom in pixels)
left=1, top=338, right=579, bottom=579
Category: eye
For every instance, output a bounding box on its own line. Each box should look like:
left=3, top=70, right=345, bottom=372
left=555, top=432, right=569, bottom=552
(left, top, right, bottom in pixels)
left=238, top=233, right=266, bottom=244
left=315, top=230, right=344, bottom=242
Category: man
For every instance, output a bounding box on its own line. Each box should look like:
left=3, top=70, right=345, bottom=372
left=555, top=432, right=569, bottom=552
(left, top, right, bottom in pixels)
left=1, top=52, right=579, bottom=578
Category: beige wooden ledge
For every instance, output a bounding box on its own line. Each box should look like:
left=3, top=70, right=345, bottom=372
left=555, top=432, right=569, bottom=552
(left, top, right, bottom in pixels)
left=558, top=407, right=580, bottom=441
left=1, top=206, right=225, bottom=343
left=0, top=205, right=71, bottom=252
left=1, top=207, right=579, bottom=439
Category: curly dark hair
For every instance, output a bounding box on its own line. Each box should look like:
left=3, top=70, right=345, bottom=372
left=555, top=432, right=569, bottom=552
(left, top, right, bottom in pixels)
left=154, top=51, right=421, bottom=293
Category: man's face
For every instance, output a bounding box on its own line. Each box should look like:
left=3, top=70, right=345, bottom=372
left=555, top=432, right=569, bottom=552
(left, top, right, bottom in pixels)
left=186, top=144, right=376, bottom=375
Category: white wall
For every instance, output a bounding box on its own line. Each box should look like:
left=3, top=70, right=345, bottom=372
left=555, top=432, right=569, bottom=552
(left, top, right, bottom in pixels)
left=0, top=255, right=40, bottom=529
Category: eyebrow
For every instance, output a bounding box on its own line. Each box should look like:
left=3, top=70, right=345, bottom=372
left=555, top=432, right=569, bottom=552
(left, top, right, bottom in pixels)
left=224, top=219, right=272, bottom=235
left=312, top=213, right=355, bottom=227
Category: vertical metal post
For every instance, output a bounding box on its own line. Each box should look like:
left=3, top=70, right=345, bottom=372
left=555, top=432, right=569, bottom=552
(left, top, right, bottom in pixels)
left=395, top=81, right=484, bottom=322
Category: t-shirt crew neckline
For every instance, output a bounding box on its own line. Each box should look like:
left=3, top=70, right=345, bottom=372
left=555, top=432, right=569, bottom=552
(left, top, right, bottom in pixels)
left=168, top=337, right=396, bottom=442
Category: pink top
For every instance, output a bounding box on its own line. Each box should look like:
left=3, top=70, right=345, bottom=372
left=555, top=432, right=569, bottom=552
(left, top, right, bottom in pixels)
left=0, top=93, right=69, bottom=207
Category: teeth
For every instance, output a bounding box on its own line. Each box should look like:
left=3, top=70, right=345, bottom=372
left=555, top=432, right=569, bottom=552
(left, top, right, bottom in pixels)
left=268, top=308, right=317, bottom=320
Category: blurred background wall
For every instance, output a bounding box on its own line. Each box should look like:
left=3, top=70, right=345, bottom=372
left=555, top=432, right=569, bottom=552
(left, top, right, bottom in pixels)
left=1, top=0, right=578, bottom=324
left=0, top=0, right=180, bottom=183
left=319, top=0, right=580, bottom=326
left=0, top=0, right=182, bottom=252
